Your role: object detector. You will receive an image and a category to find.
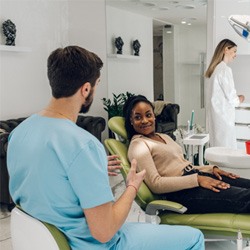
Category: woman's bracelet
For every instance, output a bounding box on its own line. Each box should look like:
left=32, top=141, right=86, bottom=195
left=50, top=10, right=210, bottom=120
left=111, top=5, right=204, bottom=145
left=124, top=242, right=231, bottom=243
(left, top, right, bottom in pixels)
left=127, top=184, right=138, bottom=193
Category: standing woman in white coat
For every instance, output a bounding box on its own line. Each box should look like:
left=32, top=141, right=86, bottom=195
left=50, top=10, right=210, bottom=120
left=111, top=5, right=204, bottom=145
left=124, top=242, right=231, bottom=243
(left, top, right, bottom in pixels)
left=205, top=39, right=245, bottom=149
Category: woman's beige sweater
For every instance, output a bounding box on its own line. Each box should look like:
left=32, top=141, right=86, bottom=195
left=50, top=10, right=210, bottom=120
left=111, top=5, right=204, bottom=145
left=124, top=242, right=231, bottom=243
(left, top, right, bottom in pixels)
left=128, top=133, right=214, bottom=194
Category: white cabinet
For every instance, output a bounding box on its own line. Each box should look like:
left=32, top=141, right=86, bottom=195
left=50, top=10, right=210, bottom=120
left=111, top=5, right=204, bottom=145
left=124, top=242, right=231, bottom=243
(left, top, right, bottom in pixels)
left=235, top=103, right=250, bottom=149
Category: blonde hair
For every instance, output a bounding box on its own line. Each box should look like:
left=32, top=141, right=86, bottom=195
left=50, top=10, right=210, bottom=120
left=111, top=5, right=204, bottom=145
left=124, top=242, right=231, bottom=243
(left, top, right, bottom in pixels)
left=205, top=39, right=237, bottom=78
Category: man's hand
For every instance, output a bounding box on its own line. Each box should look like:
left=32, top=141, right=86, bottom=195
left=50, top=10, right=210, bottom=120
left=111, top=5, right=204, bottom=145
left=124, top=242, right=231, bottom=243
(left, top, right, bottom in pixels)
left=126, top=159, right=146, bottom=192
left=107, top=155, right=122, bottom=176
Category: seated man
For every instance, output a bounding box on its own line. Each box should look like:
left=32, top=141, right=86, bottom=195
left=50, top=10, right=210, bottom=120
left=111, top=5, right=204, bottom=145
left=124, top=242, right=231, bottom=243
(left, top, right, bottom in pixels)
left=7, top=46, right=204, bottom=250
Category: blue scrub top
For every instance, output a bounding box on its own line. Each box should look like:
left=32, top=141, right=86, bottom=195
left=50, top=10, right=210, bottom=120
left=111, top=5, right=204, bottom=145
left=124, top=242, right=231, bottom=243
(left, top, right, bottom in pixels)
left=7, top=114, right=118, bottom=249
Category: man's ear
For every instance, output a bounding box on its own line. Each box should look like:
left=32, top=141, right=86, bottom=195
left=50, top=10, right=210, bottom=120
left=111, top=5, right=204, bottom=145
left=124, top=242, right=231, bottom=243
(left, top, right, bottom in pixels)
left=80, top=82, right=91, bottom=98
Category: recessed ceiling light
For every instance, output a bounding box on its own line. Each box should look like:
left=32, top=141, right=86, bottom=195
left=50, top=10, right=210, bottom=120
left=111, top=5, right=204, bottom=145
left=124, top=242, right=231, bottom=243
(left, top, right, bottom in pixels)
left=181, top=17, right=197, bottom=25
left=158, top=7, right=169, bottom=11
left=184, top=5, right=195, bottom=9
left=176, top=5, right=195, bottom=9
left=169, top=1, right=179, bottom=4
left=187, top=17, right=197, bottom=21
left=143, top=2, right=157, bottom=7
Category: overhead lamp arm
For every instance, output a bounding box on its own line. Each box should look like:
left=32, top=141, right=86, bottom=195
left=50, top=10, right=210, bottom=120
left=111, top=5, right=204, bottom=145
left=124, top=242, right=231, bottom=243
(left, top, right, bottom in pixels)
left=228, top=15, right=250, bottom=42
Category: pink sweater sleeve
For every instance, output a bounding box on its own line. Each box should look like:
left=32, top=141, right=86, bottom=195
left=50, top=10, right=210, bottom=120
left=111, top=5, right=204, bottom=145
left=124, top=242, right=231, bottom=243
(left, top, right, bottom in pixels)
left=128, top=138, right=199, bottom=194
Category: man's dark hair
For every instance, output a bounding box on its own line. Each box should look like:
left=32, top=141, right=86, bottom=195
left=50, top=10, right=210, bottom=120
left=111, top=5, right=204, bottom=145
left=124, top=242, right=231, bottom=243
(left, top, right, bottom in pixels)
left=123, top=95, right=154, bottom=140
left=47, top=46, right=103, bottom=98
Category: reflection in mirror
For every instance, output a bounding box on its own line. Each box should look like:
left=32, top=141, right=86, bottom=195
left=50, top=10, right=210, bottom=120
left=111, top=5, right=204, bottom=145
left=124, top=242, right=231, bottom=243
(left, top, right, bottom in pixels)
left=105, top=0, right=207, bottom=128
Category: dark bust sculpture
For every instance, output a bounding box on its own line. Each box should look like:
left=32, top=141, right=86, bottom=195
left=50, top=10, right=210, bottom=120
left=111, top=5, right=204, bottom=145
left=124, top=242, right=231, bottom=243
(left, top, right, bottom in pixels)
left=114, top=36, right=124, bottom=54
left=132, top=39, right=141, bottom=56
left=2, top=19, right=16, bottom=46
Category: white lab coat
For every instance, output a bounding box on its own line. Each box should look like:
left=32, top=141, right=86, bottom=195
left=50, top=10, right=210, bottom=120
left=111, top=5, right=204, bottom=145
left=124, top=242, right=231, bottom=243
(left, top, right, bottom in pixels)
left=206, top=61, right=240, bottom=149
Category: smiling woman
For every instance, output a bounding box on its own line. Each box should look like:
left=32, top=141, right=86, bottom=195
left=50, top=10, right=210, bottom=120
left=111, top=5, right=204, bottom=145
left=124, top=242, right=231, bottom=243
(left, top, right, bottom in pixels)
left=130, top=101, right=156, bottom=139
left=124, top=94, right=250, bottom=215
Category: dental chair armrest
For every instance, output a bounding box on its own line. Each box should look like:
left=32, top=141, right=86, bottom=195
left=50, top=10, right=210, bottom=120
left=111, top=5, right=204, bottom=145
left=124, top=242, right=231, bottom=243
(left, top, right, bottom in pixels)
left=145, top=200, right=187, bottom=215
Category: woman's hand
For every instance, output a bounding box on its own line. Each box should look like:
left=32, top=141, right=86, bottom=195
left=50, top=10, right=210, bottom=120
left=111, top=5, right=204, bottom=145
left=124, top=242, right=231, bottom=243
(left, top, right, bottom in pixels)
left=197, top=175, right=230, bottom=192
left=126, top=159, right=146, bottom=192
left=107, top=155, right=122, bottom=176
left=213, top=166, right=239, bottom=180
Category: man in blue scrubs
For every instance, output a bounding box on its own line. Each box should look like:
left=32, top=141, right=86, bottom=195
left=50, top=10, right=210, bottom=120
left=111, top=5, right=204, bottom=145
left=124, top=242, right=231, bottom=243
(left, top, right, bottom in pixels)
left=7, top=46, right=204, bottom=250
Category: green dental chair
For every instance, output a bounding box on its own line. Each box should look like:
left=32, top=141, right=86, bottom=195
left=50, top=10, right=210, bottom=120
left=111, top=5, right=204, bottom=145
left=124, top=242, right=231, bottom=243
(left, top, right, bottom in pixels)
left=104, top=116, right=250, bottom=239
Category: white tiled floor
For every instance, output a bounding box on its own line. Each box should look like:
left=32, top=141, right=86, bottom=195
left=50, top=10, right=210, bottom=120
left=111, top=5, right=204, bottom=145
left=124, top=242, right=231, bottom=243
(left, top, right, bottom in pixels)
left=0, top=175, right=247, bottom=250
left=0, top=205, right=12, bottom=250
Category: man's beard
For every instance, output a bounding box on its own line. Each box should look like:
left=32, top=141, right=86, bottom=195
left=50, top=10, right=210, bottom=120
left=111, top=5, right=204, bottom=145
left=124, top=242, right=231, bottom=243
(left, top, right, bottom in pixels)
left=79, top=88, right=94, bottom=114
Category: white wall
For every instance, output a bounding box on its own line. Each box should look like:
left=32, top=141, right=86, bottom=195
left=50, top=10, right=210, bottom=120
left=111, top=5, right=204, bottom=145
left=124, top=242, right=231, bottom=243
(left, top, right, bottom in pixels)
left=231, top=55, right=250, bottom=102
left=177, top=25, right=206, bottom=127
left=68, top=0, right=107, bottom=118
left=106, top=6, right=154, bottom=101
left=163, top=25, right=176, bottom=104
left=164, top=24, right=207, bottom=127
left=153, top=35, right=163, bottom=101
left=0, top=0, right=69, bottom=120
left=0, top=0, right=107, bottom=120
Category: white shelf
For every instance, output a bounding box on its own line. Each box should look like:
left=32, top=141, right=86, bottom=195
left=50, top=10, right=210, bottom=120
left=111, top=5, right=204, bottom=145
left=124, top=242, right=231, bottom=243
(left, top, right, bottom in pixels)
left=107, top=54, right=140, bottom=60
left=237, top=103, right=250, bottom=110
left=0, top=45, right=32, bottom=52
left=183, top=133, right=209, bottom=146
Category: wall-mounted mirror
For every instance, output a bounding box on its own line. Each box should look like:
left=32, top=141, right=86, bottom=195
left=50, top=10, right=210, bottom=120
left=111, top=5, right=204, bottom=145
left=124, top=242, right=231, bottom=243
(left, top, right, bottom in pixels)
left=106, top=0, right=207, bottom=127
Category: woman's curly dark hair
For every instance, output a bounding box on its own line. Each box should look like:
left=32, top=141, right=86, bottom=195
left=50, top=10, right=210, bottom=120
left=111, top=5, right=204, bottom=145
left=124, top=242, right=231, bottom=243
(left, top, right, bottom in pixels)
left=123, top=95, right=154, bottom=140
